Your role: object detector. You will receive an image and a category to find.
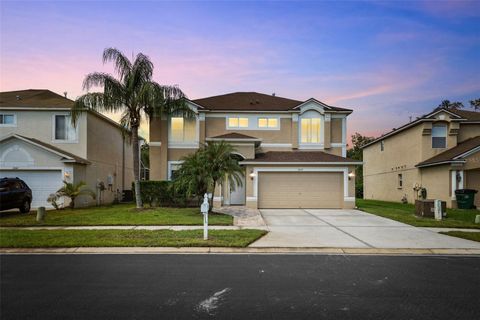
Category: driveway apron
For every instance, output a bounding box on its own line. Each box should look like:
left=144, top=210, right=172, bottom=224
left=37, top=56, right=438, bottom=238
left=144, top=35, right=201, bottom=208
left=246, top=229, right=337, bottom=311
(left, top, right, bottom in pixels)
left=250, top=209, right=480, bottom=249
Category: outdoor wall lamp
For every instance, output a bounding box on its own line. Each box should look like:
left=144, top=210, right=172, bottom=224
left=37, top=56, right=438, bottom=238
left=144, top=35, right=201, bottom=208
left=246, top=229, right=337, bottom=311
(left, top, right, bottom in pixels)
left=249, top=170, right=256, bottom=180
left=348, top=171, right=355, bottom=180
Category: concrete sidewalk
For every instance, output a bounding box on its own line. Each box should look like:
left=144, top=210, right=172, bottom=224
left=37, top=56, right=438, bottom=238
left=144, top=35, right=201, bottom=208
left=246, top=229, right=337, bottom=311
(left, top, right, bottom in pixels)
left=0, top=225, right=268, bottom=231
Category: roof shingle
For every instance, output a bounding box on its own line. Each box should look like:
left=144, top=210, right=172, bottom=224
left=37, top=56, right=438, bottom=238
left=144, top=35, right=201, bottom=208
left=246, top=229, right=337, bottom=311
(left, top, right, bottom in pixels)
left=416, top=136, right=480, bottom=167
left=242, top=151, right=361, bottom=163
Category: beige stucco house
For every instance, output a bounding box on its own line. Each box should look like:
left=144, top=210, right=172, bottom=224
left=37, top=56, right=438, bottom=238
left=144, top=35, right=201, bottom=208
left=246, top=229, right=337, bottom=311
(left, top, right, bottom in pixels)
left=149, top=92, right=360, bottom=209
left=0, top=89, right=135, bottom=208
left=362, top=108, right=480, bottom=208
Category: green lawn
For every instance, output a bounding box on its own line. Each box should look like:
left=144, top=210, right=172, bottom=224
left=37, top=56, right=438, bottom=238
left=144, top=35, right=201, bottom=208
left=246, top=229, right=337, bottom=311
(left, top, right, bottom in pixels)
left=0, top=229, right=266, bottom=248
left=0, top=204, right=233, bottom=226
left=440, top=231, right=480, bottom=243
left=357, top=199, right=480, bottom=229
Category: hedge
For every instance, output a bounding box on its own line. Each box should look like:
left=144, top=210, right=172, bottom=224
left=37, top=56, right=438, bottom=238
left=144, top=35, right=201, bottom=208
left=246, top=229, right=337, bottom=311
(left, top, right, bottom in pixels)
left=132, top=181, right=188, bottom=207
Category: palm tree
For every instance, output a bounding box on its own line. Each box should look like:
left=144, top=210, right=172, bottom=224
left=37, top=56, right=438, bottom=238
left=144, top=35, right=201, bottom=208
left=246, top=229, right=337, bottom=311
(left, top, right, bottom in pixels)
left=203, top=141, right=244, bottom=212
left=71, top=48, right=188, bottom=208
left=173, top=150, right=211, bottom=204
left=55, top=181, right=96, bottom=209
left=173, top=141, right=244, bottom=211
left=438, top=100, right=464, bottom=111
left=470, top=98, right=480, bottom=111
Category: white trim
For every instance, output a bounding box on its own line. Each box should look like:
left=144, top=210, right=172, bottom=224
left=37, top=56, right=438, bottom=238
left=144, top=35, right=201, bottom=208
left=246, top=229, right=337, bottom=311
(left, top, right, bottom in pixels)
left=260, top=143, right=293, bottom=148
left=426, top=109, right=463, bottom=119
left=292, top=114, right=299, bottom=122
left=204, top=112, right=293, bottom=116
left=0, top=112, right=17, bottom=127
left=331, top=143, right=347, bottom=147
left=293, top=98, right=332, bottom=110
left=149, top=141, right=162, bottom=147
left=246, top=196, right=257, bottom=201
left=167, top=144, right=199, bottom=149
left=251, top=167, right=350, bottom=199
left=298, top=144, right=325, bottom=150
left=451, top=170, right=457, bottom=200
left=417, top=160, right=465, bottom=168
left=344, top=197, right=355, bottom=202
left=453, top=146, right=480, bottom=160
left=206, top=138, right=261, bottom=143
left=0, top=134, right=77, bottom=162
left=241, top=161, right=362, bottom=165
left=324, top=113, right=331, bottom=122
left=167, top=161, right=184, bottom=181
left=1, top=166, right=64, bottom=171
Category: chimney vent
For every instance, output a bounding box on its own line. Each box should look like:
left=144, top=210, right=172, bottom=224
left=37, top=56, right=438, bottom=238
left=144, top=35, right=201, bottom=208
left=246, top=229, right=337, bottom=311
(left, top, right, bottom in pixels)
left=64, top=91, right=68, bottom=98
left=16, top=95, right=21, bottom=100
left=272, top=93, right=276, bottom=97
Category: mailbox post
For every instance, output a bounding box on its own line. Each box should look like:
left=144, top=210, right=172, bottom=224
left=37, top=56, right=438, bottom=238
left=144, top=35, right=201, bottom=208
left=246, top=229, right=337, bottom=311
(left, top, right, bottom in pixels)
left=200, top=193, right=209, bottom=240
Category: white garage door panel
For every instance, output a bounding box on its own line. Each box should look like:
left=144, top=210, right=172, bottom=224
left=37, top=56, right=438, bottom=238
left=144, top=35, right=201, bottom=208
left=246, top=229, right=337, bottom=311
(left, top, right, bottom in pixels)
left=2, top=170, right=63, bottom=208
left=258, top=172, right=343, bottom=209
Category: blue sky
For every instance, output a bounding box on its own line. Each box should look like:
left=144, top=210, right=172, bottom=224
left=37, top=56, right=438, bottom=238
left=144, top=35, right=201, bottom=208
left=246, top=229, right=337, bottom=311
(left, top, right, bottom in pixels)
left=1, top=0, right=479, bottom=141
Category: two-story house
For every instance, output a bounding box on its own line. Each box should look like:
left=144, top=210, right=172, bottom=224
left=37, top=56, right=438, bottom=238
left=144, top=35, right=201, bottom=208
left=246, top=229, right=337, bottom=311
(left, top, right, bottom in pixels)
left=149, top=92, right=360, bottom=209
left=362, top=108, right=480, bottom=208
left=0, top=89, right=135, bottom=208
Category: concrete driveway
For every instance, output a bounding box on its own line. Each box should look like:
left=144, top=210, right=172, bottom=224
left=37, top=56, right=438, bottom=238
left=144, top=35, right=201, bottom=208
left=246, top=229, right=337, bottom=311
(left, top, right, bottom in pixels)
left=250, top=209, right=480, bottom=249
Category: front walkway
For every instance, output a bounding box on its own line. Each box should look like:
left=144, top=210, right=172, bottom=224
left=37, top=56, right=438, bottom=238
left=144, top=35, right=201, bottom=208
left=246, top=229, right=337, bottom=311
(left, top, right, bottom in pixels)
left=250, top=209, right=480, bottom=249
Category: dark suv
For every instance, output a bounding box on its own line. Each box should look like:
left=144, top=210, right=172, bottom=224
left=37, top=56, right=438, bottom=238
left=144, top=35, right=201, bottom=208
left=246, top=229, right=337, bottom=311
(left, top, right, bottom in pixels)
left=0, top=177, right=32, bottom=213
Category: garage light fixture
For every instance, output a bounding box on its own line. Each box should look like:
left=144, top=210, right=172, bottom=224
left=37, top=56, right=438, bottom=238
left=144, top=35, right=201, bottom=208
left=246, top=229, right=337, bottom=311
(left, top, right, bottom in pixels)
left=348, top=171, right=355, bottom=180
left=249, top=170, right=256, bottom=180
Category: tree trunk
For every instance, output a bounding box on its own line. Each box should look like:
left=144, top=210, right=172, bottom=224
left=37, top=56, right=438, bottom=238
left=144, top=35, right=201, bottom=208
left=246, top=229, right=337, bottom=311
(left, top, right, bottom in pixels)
left=132, top=125, right=143, bottom=209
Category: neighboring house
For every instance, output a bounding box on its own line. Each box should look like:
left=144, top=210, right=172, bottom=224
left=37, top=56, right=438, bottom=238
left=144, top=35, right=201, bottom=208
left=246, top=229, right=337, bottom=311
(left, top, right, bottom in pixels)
left=362, top=108, right=480, bottom=208
left=149, top=92, right=360, bottom=209
left=0, top=89, right=135, bottom=208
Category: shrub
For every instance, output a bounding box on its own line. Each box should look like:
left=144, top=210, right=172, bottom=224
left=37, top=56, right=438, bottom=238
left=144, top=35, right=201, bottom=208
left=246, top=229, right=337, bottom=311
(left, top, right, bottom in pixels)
left=132, top=181, right=188, bottom=207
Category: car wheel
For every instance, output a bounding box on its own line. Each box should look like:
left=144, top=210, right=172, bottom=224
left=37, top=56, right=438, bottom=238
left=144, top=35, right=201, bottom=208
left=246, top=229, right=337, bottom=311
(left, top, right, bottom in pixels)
left=19, top=200, right=31, bottom=213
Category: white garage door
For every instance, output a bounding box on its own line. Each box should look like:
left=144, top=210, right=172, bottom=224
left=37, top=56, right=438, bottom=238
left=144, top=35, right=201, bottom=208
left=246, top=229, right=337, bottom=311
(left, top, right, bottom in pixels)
left=2, top=170, right=63, bottom=208
left=258, top=172, right=344, bottom=209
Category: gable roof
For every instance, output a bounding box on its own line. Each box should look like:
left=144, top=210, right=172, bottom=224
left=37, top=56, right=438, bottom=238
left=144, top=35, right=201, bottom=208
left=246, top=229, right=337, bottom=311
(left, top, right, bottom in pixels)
left=0, top=89, right=73, bottom=108
left=416, top=136, right=480, bottom=168
left=1, top=134, right=90, bottom=165
left=208, top=132, right=259, bottom=140
left=241, top=151, right=361, bottom=164
left=192, top=92, right=352, bottom=112
left=362, top=108, right=479, bottom=149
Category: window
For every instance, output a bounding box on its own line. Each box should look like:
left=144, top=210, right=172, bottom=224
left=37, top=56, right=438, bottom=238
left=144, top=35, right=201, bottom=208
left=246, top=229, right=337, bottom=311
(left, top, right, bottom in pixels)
left=228, top=117, right=248, bottom=128
left=0, top=114, right=16, bottom=126
left=168, top=162, right=183, bottom=180
left=380, top=141, right=384, bottom=151
left=54, top=115, right=76, bottom=141
left=301, top=118, right=321, bottom=143
left=258, top=118, right=278, bottom=129
left=432, top=125, right=447, bottom=148
left=398, top=174, right=403, bottom=189
left=170, top=117, right=196, bottom=143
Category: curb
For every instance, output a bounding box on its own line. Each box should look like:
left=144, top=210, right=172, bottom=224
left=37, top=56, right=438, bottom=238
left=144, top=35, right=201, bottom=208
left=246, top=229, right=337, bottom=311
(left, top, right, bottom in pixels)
left=1, top=247, right=480, bottom=255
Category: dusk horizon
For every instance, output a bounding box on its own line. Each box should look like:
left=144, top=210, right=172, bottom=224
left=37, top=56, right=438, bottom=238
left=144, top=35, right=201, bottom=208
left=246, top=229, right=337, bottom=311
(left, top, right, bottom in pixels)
left=1, top=0, right=479, bottom=142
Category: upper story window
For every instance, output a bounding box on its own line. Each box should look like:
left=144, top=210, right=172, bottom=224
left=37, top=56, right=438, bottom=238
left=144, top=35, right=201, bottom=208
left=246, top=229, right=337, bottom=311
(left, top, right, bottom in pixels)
left=54, top=115, right=77, bottom=141
left=380, top=141, right=384, bottom=151
left=258, top=118, right=278, bottom=129
left=170, top=116, right=196, bottom=143
left=0, top=113, right=16, bottom=127
left=432, top=124, right=447, bottom=148
left=228, top=117, right=249, bottom=129
left=300, top=118, right=321, bottom=143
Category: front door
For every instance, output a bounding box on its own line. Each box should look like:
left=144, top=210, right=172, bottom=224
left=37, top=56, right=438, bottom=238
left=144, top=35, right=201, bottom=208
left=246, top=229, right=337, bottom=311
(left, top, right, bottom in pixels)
left=230, top=174, right=246, bottom=205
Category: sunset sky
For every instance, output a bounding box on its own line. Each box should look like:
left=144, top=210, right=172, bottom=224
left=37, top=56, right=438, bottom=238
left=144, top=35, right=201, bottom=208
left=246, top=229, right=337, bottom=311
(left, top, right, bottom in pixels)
left=1, top=0, right=479, bottom=142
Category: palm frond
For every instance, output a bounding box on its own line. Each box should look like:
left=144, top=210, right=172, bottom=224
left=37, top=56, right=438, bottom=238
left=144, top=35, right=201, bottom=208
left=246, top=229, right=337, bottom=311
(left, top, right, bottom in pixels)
left=103, top=47, right=132, bottom=82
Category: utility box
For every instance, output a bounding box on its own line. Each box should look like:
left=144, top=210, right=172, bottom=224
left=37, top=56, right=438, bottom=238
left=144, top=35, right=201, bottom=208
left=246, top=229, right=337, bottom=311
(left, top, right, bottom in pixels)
left=415, top=199, right=446, bottom=218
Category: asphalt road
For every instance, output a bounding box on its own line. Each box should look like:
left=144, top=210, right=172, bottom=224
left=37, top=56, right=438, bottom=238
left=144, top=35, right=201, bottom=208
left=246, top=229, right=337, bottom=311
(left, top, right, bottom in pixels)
left=1, top=254, right=479, bottom=320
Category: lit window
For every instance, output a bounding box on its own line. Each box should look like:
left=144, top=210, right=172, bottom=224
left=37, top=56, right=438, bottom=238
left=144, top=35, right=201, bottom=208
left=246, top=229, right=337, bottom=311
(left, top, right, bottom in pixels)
left=432, top=124, right=447, bottom=148
left=398, top=174, right=403, bottom=189
left=301, top=118, right=321, bottom=143
left=258, top=118, right=278, bottom=128
left=228, top=117, right=249, bottom=128
left=0, top=114, right=16, bottom=126
left=54, top=115, right=76, bottom=141
left=170, top=117, right=196, bottom=143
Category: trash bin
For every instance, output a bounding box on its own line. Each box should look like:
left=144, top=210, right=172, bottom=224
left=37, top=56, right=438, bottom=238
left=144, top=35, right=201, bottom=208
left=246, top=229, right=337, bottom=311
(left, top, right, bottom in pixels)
left=455, top=189, right=478, bottom=209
